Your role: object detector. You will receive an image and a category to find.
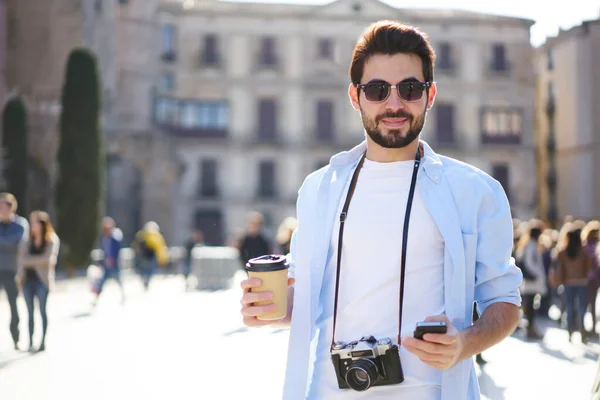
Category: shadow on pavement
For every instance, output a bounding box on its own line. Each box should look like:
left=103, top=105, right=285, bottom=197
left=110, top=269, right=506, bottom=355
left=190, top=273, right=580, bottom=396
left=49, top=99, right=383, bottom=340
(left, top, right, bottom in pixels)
left=223, top=326, right=249, bottom=337
left=71, top=311, right=92, bottom=319
left=0, top=350, right=36, bottom=370
left=478, top=365, right=506, bottom=400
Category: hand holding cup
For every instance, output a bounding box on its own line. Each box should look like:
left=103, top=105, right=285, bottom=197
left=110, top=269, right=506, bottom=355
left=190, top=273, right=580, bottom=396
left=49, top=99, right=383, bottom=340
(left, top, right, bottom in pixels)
left=240, top=255, right=294, bottom=327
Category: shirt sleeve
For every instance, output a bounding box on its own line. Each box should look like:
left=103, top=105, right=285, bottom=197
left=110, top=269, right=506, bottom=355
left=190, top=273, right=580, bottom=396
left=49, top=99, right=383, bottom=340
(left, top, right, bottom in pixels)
left=288, top=228, right=297, bottom=280
left=474, top=178, right=523, bottom=316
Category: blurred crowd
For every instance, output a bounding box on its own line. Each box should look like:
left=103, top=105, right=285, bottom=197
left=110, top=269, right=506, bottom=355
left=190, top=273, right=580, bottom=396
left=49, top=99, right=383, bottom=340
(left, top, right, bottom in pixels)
left=513, top=216, right=600, bottom=344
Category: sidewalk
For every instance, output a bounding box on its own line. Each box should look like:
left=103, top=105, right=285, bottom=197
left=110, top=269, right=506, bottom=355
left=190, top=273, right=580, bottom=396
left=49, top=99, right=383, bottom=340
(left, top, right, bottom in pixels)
left=0, top=273, right=598, bottom=399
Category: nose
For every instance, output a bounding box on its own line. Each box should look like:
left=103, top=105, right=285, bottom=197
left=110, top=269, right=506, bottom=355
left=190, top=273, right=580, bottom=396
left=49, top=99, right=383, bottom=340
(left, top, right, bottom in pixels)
left=385, top=86, right=404, bottom=111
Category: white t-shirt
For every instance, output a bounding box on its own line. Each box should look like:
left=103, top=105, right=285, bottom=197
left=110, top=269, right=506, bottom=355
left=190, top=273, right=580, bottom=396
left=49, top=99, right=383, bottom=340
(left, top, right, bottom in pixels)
left=307, top=158, right=446, bottom=400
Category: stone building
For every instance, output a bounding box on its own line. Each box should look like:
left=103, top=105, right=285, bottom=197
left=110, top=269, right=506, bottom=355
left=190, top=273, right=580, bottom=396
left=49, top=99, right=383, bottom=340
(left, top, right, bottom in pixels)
left=535, top=19, right=600, bottom=222
left=156, top=0, right=537, bottom=245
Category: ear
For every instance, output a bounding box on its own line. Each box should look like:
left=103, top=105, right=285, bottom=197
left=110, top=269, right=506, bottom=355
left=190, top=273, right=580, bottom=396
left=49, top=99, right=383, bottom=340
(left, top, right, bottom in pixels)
left=348, top=83, right=360, bottom=111
left=426, top=82, right=437, bottom=111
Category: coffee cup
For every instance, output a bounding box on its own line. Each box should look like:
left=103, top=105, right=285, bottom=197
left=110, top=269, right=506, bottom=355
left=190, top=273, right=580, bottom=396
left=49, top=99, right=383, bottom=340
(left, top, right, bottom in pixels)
left=245, top=254, right=290, bottom=320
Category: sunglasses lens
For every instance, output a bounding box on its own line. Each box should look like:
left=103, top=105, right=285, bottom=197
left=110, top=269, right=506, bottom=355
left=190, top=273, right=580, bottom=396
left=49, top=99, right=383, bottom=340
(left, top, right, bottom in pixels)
left=398, top=83, right=424, bottom=102
left=363, top=83, right=390, bottom=102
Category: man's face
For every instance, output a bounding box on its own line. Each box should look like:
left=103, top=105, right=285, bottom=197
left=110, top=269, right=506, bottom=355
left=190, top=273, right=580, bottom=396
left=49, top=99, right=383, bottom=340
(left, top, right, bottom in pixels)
left=348, top=53, right=436, bottom=149
left=0, top=202, right=12, bottom=220
left=102, top=221, right=113, bottom=235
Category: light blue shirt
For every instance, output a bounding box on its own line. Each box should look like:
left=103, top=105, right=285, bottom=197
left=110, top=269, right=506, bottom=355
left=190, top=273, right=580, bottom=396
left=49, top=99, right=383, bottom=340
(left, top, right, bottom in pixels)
left=283, top=140, right=522, bottom=400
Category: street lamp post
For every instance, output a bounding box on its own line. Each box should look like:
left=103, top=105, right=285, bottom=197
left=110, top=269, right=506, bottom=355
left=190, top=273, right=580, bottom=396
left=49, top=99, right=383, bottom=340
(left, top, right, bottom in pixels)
left=546, top=85, right=558, bottom=227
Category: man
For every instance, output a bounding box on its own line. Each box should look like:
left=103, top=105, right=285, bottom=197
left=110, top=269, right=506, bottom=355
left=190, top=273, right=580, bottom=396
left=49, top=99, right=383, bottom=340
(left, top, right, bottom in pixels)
left=0, top=193, right=29, bottom=350
left=238, top=212, right=271, bottom=270
left=92, top=217, right=125, bottom=305
left=240, top=21, right=522, bottom=400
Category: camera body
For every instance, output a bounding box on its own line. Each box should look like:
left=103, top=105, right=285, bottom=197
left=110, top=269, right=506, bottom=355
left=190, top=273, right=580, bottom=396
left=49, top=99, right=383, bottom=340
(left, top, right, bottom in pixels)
left=331, top=336, right=404, bottom=391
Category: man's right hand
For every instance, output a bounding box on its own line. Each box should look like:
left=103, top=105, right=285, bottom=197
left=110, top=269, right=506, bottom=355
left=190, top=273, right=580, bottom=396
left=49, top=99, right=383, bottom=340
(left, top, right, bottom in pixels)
left=240, top=277, right=295, bottom=327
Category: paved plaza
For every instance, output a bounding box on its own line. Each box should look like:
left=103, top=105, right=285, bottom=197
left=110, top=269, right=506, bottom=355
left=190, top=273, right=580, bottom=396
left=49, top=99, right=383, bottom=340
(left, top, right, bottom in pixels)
left=0, top=272, right=598, bottom=400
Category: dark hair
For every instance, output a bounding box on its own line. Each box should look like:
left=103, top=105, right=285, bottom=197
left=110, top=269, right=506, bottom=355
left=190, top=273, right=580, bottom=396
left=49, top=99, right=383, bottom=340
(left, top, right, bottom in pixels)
left=529, top=227, right=543, bottom=241
left=349, top=20, right=436, bottom=85
left=29, top=211, right=55, bottom=248
left=566, top=228, right=582, bottom=259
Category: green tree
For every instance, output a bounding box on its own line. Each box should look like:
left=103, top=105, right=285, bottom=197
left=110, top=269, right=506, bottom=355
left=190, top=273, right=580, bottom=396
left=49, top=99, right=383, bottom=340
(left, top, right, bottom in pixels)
left=1, top=97, right=29, bottom=215
left=55, top=48, right=104, bottom=269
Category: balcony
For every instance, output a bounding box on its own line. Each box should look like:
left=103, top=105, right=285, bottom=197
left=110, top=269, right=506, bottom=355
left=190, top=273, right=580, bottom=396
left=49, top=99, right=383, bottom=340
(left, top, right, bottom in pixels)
left=158, top=124, right=228, bottom=139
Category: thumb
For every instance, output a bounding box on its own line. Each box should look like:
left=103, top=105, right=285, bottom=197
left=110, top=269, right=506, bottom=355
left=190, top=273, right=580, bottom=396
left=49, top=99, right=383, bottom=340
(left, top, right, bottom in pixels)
left=288, top=277, right=296, bottom=287
left=424, top=314, right=449, bottom=323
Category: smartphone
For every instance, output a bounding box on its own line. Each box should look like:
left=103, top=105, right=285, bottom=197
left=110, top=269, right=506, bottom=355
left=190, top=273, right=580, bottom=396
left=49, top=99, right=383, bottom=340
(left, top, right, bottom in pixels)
left=413, top=321, right=447, bottom=340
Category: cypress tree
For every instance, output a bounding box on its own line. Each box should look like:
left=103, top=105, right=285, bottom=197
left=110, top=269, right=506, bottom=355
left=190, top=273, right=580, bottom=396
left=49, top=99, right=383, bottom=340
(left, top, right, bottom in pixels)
left=55, top=48, right=104, bottom=268
left=1, top=97, right=28, bottom=215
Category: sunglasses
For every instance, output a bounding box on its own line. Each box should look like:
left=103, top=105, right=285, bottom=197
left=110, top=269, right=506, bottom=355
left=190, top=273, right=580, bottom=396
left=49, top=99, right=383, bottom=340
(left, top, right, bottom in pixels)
left=356, top=81, right=432, bottom=103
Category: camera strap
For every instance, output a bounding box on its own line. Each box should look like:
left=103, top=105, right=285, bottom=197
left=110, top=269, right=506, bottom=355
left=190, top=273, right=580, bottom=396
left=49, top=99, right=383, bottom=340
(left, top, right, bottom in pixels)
left=330, top=147, right=422, bottom=351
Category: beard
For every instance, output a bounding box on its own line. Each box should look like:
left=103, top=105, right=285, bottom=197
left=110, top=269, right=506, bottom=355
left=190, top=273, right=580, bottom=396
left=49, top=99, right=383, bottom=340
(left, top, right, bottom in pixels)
left=360, top=106, right=427, bottom=149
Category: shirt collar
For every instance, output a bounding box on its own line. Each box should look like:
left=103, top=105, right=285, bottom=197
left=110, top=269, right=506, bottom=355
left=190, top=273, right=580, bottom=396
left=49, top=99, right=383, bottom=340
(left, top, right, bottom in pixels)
left=329, top=139, right=444, bottom=183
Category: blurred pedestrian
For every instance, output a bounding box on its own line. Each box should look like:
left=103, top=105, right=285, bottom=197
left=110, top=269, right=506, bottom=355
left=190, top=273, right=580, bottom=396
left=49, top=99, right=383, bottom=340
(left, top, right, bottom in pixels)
left=184, top=229, right=204, bottom=288
left=16, top=211, right=59, bottom=352
left=582, top=221, right=600, bottom=335
left=133, top=221, right=168, bottom=291
left=516, top=219, right=547, bottom=339
left=554, top=224, right=593, bottom=343
left=0, top=193, right=28, bottom=350
left=275, top=217, right=297, bottom=255
left=92, top=217, right=125, bottom=306
left=238, top=212, right=270, bottom=270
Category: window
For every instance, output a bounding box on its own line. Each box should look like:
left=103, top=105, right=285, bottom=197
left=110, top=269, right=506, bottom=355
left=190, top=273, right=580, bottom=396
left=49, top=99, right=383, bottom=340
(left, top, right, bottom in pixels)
left=437, top=42, right=452, bottom=71
left=492, top=164, right=510, bottom=200
left=154, top=97, right=229, bottom=133
left=257, top=99, right=277, bottom=140
left=481, top=107, right=522, bottom=144
left=160, top=72, right=175, bottom=92
left=201, top=34, right=220, bottom=66
left=198, top=159, right=219, bottom=198
left=259, top=37, right=277, bottom=67
left=161, top=24, right=177, bottom=61
left=491, top=44, right=508, bottom=72
left=180, top=101, right=229, bottom=130
left=435, top=104, right=454, bottom=144
left=547, top=48, right=554, bottom=70
left=258, top=161, right=277, bottom=198
left=315, top=100, right=334, bottom=141
left=317, top=38, right=333, bottom=59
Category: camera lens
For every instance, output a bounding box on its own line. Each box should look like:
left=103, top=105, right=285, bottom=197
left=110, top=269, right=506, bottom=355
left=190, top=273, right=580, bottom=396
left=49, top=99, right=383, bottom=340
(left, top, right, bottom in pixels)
left=345, top=358, right=379, bottom=391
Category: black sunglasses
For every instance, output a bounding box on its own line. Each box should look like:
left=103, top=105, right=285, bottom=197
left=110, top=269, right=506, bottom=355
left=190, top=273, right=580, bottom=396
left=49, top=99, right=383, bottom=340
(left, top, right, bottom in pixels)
left=356, top=81, right=432, bottom=103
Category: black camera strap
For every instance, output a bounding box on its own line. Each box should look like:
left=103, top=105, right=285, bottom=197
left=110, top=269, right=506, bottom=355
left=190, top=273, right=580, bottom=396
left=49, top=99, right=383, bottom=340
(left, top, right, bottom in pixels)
left=330, top=148, right=422, bottom=351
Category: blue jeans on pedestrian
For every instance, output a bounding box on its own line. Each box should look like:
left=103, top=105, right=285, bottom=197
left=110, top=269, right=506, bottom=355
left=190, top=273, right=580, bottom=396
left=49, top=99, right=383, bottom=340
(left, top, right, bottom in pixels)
left=139, top=259, right=157, bottom=290
left=98, top=265, right=123, bottom=293
left=565, top=284, right=587, bottom=333
left=22, top=278, right=49, bottom=346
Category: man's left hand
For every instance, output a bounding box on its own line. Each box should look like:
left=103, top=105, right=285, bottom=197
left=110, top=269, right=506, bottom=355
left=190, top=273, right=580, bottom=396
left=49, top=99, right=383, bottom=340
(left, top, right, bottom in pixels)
left=402, top=315, right=465, bottom=370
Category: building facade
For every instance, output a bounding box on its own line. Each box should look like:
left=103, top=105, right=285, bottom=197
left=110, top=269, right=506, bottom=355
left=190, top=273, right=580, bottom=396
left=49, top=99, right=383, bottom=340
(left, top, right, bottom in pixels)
left=155, top=0, right=537, bottom=245
left=535, top=19, right=600, bottom=222
left=0, top=0, right=180, bottom=244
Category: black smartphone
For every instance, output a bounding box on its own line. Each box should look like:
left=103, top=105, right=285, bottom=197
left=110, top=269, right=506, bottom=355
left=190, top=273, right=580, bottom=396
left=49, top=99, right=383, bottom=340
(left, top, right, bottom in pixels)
left=413, top=321, right=447, bottom=340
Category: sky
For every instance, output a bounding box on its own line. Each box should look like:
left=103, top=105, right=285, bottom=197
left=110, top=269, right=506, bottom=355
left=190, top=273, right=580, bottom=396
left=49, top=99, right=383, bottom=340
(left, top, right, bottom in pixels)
left=228, top=0, right=600, bottom=46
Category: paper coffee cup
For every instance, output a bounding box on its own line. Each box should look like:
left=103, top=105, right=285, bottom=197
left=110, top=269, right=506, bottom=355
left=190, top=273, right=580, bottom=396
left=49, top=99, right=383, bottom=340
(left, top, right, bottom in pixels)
left=245, top=255, right=290, bottom=320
